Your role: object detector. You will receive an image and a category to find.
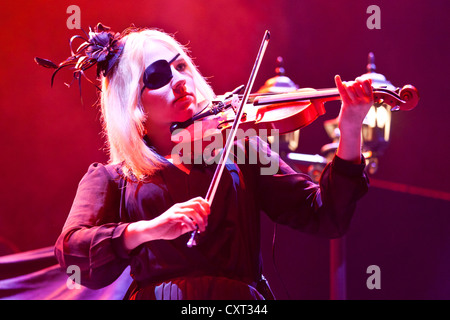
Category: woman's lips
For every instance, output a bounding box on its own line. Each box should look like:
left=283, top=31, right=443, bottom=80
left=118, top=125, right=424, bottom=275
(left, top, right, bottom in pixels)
left=173, top=93, right=194, bottom=108
left=174, top=93, right=193, bottom=102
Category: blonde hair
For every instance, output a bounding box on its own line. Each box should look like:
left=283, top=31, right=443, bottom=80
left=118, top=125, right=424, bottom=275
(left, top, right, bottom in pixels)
left=100, top=28, right=215, bottom=180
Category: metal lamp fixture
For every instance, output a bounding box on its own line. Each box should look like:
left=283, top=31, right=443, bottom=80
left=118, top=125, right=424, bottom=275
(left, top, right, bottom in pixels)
left=358, top=52, right=396, bottom=174
left=257, top=56, right=301, bottom=153
left=321, top=52, right=396, bottom=174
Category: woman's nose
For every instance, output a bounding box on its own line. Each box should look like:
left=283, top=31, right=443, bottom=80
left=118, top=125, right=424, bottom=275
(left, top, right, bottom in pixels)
left=172, top=77, right=186, bottom=93
left=171, top=73, right=187, bottom=94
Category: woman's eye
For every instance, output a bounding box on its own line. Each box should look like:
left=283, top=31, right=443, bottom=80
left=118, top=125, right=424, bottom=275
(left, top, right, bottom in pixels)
left=175, top=62, right=187, bottom=72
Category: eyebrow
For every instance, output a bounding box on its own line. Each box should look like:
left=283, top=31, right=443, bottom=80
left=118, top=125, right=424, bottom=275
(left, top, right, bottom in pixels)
left=168, top=53, right=181, bottom=64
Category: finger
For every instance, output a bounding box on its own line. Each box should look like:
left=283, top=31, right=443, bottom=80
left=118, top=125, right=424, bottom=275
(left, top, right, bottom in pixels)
left=187, top=209, right=207, bottom=232
left=364, top=79, right=373, bottom=98
left=356, top=77, right=373, bottom=97
left=335, top=75, right=352, bottom=104
left=352, top=82, right=366, bottom=99
left=179, top=201, right=207, bottom=231
left=177, top=214, right=197, bottom=232
left=334, top=74, right=345, bottom=92
left=177, top=200, right=208, bottom=225
left=187, top=197, right=211, bottom=219
left=193, top=201, right=209, bottom=230
left=194, top=197, right=211, bottom=215
left=345, top=83, right=357, bottom=100
left=179, top=197, right=210, bottom=232
left=191, top=196, right=210, bottom=205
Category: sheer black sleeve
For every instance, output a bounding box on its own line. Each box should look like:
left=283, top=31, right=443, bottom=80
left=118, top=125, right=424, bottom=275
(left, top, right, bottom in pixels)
left=54, top=163, right=131, bottom=289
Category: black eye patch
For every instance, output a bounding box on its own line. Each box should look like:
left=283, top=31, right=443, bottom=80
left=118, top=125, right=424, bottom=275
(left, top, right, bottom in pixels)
left=141, top=53, right=181, bottom=93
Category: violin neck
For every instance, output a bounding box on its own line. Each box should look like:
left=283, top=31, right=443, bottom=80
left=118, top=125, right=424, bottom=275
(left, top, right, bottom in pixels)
left=253, top=88, right=341, bottom=106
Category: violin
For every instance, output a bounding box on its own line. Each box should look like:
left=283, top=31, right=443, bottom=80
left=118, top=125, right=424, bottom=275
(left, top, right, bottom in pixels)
left=171, top=83, right=419, bottom=140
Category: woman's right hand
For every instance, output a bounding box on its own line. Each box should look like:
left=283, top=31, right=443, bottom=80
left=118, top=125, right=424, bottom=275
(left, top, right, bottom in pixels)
left=123, top=197, right=210, bottom=251
left=148, top=196, right=210, bottom=240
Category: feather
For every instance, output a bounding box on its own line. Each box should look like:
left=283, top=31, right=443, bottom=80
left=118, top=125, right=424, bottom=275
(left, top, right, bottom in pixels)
left=34, top=57, right=58, bottom=69
left=36, top=22, right=123, bottom=100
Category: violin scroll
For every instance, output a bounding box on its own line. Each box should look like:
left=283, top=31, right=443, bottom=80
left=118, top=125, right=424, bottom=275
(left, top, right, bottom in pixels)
left=397, top=85, right=419, bottom=111
left=373, top=85, right=419, bottom=112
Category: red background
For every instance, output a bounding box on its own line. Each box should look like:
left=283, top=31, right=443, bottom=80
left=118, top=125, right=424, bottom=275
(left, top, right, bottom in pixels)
left=0, top=0, right=449, bottom=299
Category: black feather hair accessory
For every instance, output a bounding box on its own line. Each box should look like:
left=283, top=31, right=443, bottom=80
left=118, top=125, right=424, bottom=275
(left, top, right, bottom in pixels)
left=34, top=23, right=124, bottom=96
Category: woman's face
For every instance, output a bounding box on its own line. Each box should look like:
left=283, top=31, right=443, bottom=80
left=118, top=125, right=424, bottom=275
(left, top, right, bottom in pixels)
left=141, top=41, right=198, bottom=132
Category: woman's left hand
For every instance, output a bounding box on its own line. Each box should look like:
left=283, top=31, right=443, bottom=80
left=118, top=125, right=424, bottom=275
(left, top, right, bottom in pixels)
left=335, top=75, right=373, bottom=134
left=334, top=75, right=374, bottom=162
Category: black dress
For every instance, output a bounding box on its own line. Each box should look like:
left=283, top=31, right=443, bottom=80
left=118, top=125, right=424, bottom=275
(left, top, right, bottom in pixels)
left=54, top=137, right=369, bottom=299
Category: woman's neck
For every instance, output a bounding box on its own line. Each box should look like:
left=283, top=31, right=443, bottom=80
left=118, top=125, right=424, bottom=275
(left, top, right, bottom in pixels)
left=146, top=127, right=174, bottom=157
left=145, top=123, right=194, bottom=174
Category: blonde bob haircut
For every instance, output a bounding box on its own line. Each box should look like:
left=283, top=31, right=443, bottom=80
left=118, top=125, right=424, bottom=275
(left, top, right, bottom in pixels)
left=100, top=28, right=216, bottom=180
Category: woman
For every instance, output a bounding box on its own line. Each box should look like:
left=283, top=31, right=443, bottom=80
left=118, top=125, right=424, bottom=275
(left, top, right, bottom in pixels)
left=49, top=24, right=371, bottom=300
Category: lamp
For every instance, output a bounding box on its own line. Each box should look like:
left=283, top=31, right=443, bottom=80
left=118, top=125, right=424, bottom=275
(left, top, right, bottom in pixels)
left=257, top=56, right=300, bottom=153
left=321, top=52, right=397, bottom=174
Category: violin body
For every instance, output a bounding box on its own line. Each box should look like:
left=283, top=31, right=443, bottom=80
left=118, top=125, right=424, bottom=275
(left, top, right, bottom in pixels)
left=250, top=89, right=326, bottom=134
